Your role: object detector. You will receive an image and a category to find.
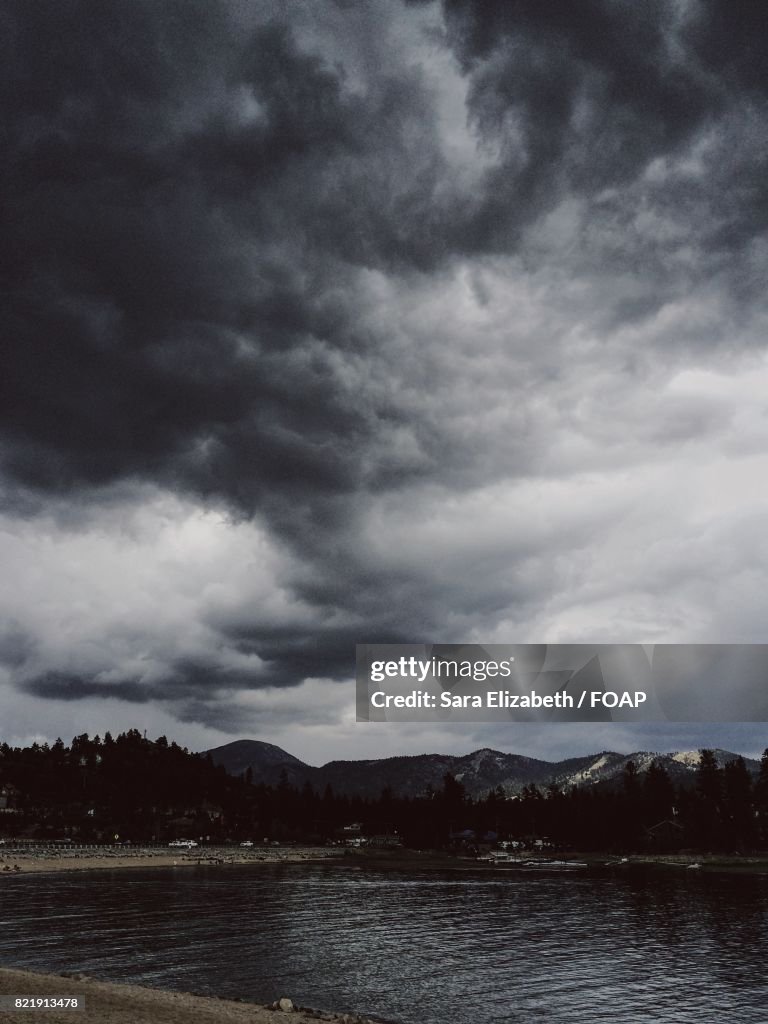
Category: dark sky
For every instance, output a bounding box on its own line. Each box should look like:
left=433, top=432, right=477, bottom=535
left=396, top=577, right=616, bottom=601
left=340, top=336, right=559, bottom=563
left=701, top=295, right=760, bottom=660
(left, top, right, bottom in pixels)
left=2, top=0, right=768, bottom=763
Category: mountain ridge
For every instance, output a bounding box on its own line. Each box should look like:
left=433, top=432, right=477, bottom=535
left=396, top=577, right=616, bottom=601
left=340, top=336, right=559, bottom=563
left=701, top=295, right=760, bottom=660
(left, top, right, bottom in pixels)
left=203, top=739, right=762, bottom=799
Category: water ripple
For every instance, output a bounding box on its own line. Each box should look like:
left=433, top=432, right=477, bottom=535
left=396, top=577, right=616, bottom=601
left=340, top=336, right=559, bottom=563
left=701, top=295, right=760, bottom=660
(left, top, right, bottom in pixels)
left=1, top=866, right=768, bottom=1023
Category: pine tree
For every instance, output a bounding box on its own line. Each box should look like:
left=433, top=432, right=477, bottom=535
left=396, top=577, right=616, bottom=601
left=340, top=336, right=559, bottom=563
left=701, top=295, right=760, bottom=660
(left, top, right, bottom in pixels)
left=722, top=757, right=753, bottom=849
left=754, top=748, right=768, bottom=846
left=643, top=760, right=675, bottom=824
left=694, top=749, right=723, bottom=849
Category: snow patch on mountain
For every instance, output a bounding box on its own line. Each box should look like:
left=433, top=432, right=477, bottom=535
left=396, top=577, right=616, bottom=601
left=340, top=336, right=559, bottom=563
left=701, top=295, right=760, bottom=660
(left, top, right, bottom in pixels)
left=672, top=750, right=702, bottom=768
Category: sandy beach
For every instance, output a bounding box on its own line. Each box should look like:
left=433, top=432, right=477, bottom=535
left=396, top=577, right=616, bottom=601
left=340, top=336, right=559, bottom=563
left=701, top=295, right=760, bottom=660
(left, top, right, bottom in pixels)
left=4, top=844, right=768, bottom=876
left=0, top=845, right=346, bottom=875
left=0, top=968, right=378, bottom=1024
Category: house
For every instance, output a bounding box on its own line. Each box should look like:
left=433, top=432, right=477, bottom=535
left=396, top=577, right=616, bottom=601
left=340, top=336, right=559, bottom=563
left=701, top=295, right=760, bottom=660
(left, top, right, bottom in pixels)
left=645, top=819, right=684, bottom=852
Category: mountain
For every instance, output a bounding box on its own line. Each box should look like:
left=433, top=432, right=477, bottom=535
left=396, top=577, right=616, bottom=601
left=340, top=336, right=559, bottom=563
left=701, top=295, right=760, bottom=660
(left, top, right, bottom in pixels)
left=204, top=739, right=309, bottom=787
left=203, top=740, right=761, bottom=799
left=315, top=749, right=555, bottom=799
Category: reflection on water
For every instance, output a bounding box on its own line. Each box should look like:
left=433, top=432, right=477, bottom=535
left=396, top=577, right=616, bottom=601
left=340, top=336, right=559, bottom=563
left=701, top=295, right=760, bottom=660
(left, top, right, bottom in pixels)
left=1, top=865, right=768, bottom=1024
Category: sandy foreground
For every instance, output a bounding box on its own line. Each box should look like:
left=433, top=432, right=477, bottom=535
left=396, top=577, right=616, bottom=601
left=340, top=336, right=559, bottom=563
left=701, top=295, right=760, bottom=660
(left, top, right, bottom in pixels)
left=0, top=968, right=381, bottom=1024
left=0, top=846, right=346, bottom=874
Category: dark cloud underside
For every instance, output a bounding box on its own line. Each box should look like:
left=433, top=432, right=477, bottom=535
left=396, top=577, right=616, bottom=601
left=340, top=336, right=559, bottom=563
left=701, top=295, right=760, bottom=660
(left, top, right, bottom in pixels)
left=2, top=0, right=768, bottom=715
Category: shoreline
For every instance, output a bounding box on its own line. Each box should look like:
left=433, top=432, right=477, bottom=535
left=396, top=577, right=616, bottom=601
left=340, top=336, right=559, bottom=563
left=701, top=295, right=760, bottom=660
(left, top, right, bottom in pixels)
left=3, top=845, right=768, bottom=877
left=0, top=967, right=380, bottom=1024
left=0, top=845, right=346, bottom=875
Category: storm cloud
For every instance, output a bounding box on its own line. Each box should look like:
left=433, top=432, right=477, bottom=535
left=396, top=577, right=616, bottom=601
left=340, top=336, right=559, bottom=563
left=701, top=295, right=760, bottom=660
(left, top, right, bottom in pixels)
left=2, top=0, right=768, bottom=756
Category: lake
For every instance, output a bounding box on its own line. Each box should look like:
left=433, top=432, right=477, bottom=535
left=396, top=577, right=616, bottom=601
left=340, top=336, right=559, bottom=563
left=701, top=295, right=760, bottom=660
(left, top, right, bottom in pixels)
left=1, top=864, right=767, bottom=1023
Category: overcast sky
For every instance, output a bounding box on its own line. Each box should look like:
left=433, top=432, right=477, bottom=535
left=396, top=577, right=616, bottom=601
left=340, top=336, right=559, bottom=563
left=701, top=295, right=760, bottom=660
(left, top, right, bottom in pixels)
left=3, top=0, right=768, bottom=765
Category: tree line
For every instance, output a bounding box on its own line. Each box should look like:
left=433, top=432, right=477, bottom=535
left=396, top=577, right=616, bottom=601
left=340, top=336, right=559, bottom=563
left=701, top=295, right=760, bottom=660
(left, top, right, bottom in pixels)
left=2, top=733, right=768, bottom=852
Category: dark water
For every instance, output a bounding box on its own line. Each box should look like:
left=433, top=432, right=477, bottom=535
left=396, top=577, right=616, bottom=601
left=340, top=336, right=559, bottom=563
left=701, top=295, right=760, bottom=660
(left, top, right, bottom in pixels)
left=1, top=864, right=768, bottom=1023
